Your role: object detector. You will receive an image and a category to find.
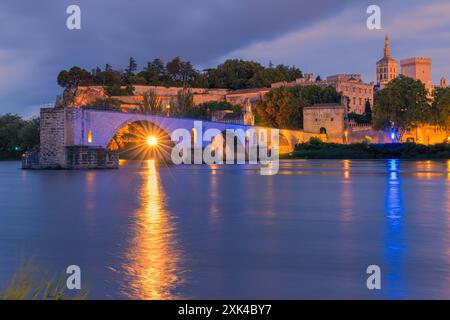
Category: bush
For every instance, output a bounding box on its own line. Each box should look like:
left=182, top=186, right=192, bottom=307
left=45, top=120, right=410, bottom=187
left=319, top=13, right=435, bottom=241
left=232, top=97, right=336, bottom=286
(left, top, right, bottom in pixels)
left=289, top=141, right=450, bottom=159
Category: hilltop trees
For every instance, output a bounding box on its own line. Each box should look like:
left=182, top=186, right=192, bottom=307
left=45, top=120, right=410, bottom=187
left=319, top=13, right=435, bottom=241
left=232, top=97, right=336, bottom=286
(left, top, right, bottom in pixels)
left=373, top=76, right=430, bottom=140
left=256, top=85, right=342, bottom=129
left=57, top=58, right=303, bottom=93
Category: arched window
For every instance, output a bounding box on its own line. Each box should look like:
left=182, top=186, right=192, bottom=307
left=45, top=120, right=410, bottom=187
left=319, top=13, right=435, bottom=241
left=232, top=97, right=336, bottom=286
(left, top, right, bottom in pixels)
left=319, top=127, right=327, bottom=134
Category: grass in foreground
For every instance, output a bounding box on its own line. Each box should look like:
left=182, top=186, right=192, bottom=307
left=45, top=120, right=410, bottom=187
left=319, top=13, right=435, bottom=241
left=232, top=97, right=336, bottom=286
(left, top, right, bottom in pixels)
left=0, top=262, right=88, bottom=300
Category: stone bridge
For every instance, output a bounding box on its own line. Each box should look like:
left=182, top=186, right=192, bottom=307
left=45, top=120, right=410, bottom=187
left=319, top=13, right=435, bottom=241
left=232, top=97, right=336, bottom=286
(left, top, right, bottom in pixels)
left=23, top=107, right=323, bottom=169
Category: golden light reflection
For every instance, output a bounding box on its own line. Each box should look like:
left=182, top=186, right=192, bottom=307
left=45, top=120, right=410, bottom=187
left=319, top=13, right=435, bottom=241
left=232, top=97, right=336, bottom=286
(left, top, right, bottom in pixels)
left=343, top=159, right=350, bottom=180
left=340, top=160, right=353, bottom=222
left=122, top=160, right=185, bottom=299
left=447, top=160, right=450, bottom=180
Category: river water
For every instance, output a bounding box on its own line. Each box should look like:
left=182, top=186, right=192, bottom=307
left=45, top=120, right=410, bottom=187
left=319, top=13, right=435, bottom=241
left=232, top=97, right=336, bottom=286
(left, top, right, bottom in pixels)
left=0, top=159, right=449, bottom=299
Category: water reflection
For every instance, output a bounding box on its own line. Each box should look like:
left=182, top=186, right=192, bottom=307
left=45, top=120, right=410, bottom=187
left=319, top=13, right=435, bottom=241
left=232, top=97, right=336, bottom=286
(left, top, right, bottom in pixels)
left=384, top=159, right=406, bottom=298
left=121, top=160, right=185, bottom=299
left=340, top=160, right=353, bottom=222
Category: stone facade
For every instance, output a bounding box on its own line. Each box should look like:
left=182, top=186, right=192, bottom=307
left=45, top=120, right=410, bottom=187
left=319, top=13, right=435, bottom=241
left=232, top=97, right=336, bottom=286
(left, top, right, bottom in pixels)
left=402, top=125, right=448, bottom=145
left=303, top=104, right=346, bottom=143
left=66, top=146, right=119, bottom=169
left=400, top=57, right=433, bottom=92
left=23, top=108, right=119, bottom=169
left=39, top=108, right=67, bottom=168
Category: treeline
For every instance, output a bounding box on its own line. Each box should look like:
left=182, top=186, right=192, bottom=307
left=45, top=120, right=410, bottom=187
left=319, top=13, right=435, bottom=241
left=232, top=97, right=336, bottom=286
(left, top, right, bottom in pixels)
left=0, top=114, right=39, bottom=159
left=373, top=76, right=450, bottom=140
left=57, top=57, right=303, bottom=93
left=285, top=138, right=450, bottom=159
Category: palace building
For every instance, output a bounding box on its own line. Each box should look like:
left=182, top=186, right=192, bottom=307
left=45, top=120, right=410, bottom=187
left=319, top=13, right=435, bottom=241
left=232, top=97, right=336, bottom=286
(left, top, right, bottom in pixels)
left=400, top=57, right=433, bottom=93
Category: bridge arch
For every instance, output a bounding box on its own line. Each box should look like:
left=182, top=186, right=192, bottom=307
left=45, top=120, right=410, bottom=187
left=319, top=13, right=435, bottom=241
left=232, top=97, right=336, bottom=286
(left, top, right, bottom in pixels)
left=107, top=119, right=174, bottom=160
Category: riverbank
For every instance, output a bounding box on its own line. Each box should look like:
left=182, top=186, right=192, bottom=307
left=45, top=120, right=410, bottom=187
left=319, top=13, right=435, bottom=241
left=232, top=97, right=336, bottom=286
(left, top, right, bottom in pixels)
left=281, top=140, right=450, bottom=159
left=0, top=151, right=23, bottom=160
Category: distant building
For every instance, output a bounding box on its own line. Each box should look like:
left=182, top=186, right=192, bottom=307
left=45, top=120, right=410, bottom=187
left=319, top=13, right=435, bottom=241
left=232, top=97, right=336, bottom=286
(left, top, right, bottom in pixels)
left=302, top=103, right=346, bottom=143
left=272, top=73, right=374, bottom=115
left=400, top=57, right=433, bottom=93
left=376, top=36, right=399, bottom=89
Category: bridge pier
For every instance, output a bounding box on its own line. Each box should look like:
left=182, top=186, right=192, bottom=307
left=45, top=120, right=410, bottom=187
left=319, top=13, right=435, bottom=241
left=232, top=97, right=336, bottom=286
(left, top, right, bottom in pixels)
left=22, top=108, right=119, bottom=169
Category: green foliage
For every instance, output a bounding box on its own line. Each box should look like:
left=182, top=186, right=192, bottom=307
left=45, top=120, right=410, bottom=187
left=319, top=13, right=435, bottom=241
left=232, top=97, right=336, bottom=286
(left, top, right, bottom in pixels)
left=373, top=76, right=430, bottom=138
left=206, top=59, right=264, bottom=89
left=58, top=58, right=303, bottom=92
left=91, top=98, right=122, bottom=110
left=286, top=141, right=450, bottom=159
left=256, top=85, right=342, bottom=129
left=0, top=261, right=88, bottom=300
left=138, top=90, right=163, bottom=115
left=185, top=101, right=243, bottom=120
left=0, top=114, right=40, bottom=158
left=57, top=66, right=93, bottom=88
left=247, top=64, right=303, bottom=88
left=430, top=87, right=450, bottom=132
left=172, top=88, right=195, bottom=116
left=348, top=101, right=372, bottom=125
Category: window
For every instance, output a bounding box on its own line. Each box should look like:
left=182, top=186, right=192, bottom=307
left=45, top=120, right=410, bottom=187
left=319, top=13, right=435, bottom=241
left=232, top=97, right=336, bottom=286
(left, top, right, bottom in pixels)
left=87, top=130, right=93, bottom=144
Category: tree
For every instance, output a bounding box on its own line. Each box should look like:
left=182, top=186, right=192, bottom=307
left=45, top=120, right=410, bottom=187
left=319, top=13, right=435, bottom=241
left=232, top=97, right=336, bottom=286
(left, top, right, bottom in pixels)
left=256, top=85, right=341, bottom=129
left=364, top=100, right=372, bottom=122
left=173, top=88, right=194, bottom=116
left=138, top=90, right=163, bottom=115
left=430, top=87, right=450, bottom=134
left=248, top=68, right=287, bottom=88
left=0, top=114, right=40, bottom=156
left=206, top=59, right=264, bottom=89
left=57, top=66, right=93, bottom=105
left=125, top=57, right=137, bottom=76
left=0, top=114, right=25, bottom=152
left=19, top=117, right=40, bottom=150
left=57, top=66, right=93, bottom=88
left=139, top=59, right=166, bottom=85
left=373, top=75, right=430, bottom=140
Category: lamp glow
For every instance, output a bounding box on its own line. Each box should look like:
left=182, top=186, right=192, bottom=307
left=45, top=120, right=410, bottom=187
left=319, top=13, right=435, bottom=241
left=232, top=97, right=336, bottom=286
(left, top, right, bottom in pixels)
left=146, top=136, right=158, bottom=147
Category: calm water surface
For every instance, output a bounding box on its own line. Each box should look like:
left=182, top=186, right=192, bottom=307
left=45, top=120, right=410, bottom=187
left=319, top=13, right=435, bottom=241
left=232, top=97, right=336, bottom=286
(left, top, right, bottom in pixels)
left=0, top=159, right=449, bottom=299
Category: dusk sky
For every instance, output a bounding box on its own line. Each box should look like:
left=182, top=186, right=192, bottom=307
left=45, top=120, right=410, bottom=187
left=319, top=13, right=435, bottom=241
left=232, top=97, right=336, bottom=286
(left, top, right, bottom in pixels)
left=0, top=0, right=449, bottom=117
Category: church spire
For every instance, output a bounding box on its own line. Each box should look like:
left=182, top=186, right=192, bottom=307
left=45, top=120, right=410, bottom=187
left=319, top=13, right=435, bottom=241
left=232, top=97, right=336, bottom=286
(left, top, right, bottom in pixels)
left=384, top=35, right=391, bottom=58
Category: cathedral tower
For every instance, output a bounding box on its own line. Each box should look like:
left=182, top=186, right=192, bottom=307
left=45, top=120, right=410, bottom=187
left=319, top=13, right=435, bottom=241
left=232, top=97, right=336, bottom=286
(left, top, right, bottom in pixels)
left=376, top=36, right=399, bottom=89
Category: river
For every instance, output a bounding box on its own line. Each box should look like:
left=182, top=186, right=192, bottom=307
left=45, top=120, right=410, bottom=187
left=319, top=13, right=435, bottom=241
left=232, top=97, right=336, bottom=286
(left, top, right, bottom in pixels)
left=0, top=159, right=449, bottom=299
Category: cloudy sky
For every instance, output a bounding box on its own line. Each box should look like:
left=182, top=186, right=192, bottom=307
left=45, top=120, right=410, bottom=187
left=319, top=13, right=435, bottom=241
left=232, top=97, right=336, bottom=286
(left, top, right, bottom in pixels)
left=0, top=0, right=449, bottom=117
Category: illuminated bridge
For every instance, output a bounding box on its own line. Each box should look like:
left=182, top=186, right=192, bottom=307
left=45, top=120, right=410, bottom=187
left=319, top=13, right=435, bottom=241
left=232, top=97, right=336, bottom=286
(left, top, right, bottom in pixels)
left=22, top=107, right=321, bottom=169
